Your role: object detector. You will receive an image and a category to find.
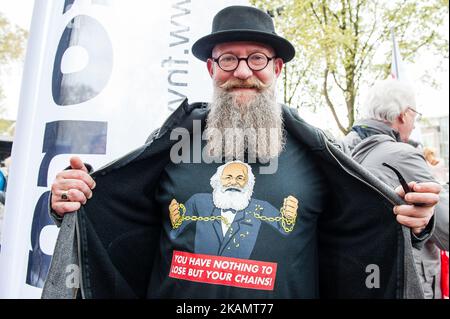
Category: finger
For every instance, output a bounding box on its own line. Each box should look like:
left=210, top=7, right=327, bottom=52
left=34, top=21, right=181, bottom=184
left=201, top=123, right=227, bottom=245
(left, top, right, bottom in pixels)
left=284, top=213, right=296, bottom=220
left=286, top=199, right=298, bottom=205
left=52, top=202, right=82, bottom=216
left=169, top=209, right=179, bottom=217
left=287, top=196, right=298, bottom=204
left=70, top=156, right=88, bottom=173
left=412, top=227, right=426, bottom=235
left=170, top=213, right=180, bottom=222
left=394, top=185, right=405, bottom=197
left=66, top=189, right=89, bottom=205
left=404, top=192, right=440, bottom=206
left=51, top=181, right=92, bottom=201
left=395, top=185, right=405, bottom=197
left=284, top=210, right=297, bottom=218
left=284, top=203, right=298, bottom=210
left=51, top=188, right=86, bottom=203
left=57, top=179, right=93, bottom=199
left=55, top=170, right=96, bottom=189
left=411, top=182, right=442, bottom=194
left=285, top=198, right=298, bottom=207
left=394, top=204, right=434, bottom=218
left=396, top=214, right=429, bottom=230
left=51, top=186, right=68, bottom=205
left=395, top=181, right=417, bottom=197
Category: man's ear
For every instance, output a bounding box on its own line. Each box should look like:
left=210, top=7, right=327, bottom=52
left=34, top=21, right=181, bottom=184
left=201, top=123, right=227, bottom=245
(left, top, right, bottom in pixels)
left=274, top=58, right=284, bottom=77
left=398, top=112, right=406, bottom=124
left=207, top=59, right=214, bottom=78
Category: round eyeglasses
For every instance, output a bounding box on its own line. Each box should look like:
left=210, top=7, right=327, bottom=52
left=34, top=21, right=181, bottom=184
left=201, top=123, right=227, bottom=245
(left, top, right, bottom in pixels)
left=407, top=107, right=423, bottom=121
left=212, top=52, right=276, bottom=72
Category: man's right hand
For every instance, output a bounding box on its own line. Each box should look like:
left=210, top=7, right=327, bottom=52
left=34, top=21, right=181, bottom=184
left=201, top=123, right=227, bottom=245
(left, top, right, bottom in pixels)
left=51, top=156, right=96, bottom=217
left=169, top=199, right=181, bottom=228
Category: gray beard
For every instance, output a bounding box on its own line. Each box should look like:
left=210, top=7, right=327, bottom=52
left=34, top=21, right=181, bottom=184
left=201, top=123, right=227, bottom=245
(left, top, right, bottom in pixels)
left=204, top=84, right=285, bottom=163
left=212, top=187, right=252, bottom=211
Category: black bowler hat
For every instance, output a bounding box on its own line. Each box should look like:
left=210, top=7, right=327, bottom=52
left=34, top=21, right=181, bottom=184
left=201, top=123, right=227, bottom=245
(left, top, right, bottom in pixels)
left=192, top=5, right=295, bottom=62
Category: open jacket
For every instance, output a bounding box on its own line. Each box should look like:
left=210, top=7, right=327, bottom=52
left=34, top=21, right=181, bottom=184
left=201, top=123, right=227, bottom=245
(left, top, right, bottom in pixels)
left=343, top=119, right=449, bottom=298
left=42, top=100, right=431, bottom=299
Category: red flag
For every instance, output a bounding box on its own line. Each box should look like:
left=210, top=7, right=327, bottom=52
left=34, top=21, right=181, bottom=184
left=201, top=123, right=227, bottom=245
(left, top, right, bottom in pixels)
left=442, top=250, right=449, bottom=299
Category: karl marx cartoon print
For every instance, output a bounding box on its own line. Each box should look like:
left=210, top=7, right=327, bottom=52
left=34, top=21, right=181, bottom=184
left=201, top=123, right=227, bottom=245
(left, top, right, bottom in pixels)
left=169, top=161, right=299, bottom=259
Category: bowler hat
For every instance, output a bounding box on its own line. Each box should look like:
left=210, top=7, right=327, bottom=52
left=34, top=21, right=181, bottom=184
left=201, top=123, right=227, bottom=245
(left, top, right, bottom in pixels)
left=192, top=6, right=295, bottom=62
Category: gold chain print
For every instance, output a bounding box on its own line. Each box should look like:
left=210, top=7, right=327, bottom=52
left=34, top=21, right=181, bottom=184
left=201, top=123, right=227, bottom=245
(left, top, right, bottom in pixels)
left=172, top=203, right=296, bottom=233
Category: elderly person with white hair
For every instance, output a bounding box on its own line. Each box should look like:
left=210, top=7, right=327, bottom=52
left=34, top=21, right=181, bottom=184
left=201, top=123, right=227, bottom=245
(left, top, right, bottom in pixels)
left=343, top=79, right=449, bottom=299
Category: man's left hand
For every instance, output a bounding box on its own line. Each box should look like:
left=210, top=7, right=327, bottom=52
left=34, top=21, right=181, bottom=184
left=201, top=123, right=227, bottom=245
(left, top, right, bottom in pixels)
left=394, top=181, right=442, bottom=235
left=282, top=195, right=298, bottom=220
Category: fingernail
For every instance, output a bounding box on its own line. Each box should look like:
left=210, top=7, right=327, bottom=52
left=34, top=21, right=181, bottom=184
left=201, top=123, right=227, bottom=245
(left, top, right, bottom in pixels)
left=88, top=193, right=93, bottom=199
left=393, top=207, right=398, bottom=215
left=92, top=182, right=96, bottom=189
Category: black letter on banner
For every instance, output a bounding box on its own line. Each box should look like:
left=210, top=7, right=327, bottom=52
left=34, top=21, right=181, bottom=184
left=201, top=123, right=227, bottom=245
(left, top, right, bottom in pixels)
left=26, top=120, right=107, bottom=288
left=62, top=0, right=75, bottom=14
left=52, top=15, right=113, bottom=106
left=62, top=0, right=109, bottom=14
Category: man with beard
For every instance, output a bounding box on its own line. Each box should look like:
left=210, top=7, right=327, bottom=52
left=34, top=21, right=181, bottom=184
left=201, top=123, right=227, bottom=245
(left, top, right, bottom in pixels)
left=44, top=6, right=441, bottom=299
left=169, top=161, right=298, bottom=259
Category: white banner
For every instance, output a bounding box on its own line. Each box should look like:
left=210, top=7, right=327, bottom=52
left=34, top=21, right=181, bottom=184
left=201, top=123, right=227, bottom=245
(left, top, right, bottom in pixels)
left=0, top=0, right=248, bottom=299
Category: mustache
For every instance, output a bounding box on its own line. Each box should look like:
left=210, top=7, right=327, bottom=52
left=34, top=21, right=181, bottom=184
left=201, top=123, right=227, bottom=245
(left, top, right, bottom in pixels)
left=224, top=187, right=242, bottom=192
left=218, top=77, right=270, bottom=91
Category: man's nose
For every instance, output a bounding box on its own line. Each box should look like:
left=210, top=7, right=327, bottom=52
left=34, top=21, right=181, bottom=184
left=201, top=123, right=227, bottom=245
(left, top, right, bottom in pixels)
left=233, top=60, right=253, bottom=79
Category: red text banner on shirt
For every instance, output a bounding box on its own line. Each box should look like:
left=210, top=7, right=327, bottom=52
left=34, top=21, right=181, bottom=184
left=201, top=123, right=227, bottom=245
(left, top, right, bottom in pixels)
left=169, top=250, right=277, bottom=290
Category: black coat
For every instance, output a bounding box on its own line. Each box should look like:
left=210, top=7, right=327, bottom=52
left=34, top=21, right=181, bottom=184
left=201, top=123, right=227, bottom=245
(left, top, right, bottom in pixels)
left=43, top=99, right=428, bottom=299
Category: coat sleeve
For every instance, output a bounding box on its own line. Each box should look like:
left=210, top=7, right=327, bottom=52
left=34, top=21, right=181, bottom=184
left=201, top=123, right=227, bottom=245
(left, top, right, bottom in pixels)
left=41, top=212, right=80, bottom=299
left=395, top=149, right=449, bottom=251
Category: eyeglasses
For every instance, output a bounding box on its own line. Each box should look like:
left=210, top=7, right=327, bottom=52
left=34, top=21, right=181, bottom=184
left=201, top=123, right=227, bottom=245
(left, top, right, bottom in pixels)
left=407, top=107, right=422, bottom=121
left=212, top=52, right=276, bottom=72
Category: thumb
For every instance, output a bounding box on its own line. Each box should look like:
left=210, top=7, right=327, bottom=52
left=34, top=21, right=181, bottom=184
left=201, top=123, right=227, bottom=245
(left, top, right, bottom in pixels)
left=70, top=156, right=88, bottom=173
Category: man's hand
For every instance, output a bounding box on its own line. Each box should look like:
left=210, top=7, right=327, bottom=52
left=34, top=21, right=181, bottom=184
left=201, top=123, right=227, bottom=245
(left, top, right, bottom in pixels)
left=169, top=199, right=181, bottom=228
left=282, top=195, right=298, bottom=221
left=51, top=156, right=96, bottom=217
left=394, top=181, right=441, bottom=235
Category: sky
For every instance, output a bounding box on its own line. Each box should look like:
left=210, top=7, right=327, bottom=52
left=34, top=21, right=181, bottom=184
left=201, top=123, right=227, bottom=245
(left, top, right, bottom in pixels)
left=0, top=0, right=449, bottom=125
left=0, top=0, right=34, bottom=120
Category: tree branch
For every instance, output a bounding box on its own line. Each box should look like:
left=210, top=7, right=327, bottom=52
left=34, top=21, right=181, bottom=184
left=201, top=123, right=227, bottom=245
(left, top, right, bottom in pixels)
left=332, top=71, right=347, bottom=92
left=309, top=3, right=323, bottom=25
left=346, top=0, right=352, bottom=26
left=323, top=68, right=347, bottom=134
left=404, top=31, right=437, bottom=59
